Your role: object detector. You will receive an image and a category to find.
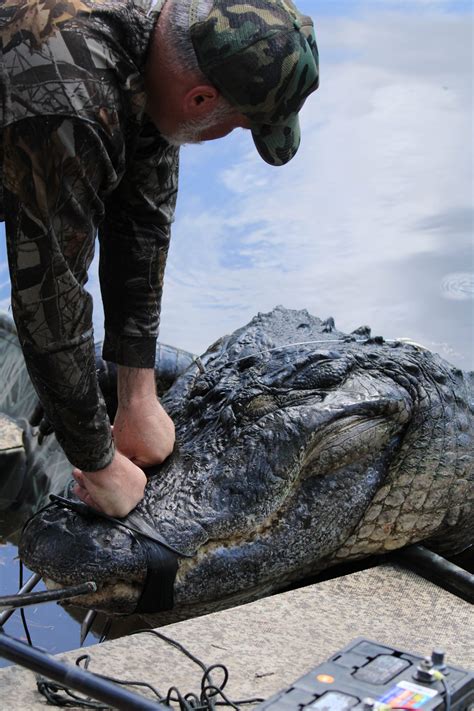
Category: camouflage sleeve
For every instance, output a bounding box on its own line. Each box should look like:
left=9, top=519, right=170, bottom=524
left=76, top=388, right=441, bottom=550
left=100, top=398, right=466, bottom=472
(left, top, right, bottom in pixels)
left=3, top=116, right=116, bottom=472
left=99, top=119, right=179, bottom=368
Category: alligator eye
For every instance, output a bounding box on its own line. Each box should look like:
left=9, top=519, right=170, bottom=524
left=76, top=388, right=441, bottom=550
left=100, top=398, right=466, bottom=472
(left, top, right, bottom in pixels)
left=289, top=356, right=352, bottom=390
left=243, top=393, right=277, bottom=418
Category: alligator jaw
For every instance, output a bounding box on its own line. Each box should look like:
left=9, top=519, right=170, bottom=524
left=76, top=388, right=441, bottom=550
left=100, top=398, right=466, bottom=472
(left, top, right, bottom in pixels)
left=43, top=577, right=143, bottom=614
left=19, top=505, right=148, bottom=614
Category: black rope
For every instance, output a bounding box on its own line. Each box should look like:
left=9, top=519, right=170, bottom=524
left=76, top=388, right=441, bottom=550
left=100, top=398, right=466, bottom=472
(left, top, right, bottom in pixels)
left=36, top=628, right=265, bottom=710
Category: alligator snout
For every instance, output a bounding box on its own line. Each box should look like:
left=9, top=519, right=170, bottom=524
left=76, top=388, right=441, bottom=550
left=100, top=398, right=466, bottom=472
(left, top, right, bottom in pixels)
left=20, top=503, right=147, bottom=613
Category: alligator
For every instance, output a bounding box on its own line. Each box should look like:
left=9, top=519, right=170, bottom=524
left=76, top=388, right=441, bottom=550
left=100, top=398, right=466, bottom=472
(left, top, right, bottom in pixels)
left=2, top=307, right=473, bottom=621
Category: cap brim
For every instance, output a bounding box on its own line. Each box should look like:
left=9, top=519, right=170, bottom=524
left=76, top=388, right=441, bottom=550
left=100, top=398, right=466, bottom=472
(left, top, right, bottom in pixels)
left=252, top=115, right=301, bottom=166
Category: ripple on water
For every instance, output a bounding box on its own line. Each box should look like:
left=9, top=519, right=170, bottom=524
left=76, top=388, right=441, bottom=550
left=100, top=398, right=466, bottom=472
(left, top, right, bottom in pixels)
left=440, top=272, right=474, bottom=301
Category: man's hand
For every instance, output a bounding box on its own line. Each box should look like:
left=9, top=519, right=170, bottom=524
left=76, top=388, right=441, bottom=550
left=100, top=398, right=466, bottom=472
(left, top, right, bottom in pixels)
left=72, top=366, right=175, bottom=517
left=73, top=451, right=147, bottom=518
left=113, top=397, right=175, bottom=467
left=113, top=366, right=175, bottom=468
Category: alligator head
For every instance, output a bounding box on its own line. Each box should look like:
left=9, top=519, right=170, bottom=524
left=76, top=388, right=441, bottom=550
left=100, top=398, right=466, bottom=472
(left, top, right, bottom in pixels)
left=19, top=307, right=473, bottom=618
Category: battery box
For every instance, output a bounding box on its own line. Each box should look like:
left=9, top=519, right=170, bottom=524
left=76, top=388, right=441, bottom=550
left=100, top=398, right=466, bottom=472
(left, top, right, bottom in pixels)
left=256, top=638, right=473, bottom=711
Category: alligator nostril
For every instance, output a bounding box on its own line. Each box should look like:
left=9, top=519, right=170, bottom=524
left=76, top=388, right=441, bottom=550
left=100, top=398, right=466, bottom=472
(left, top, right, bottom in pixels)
left=237, top=354, right=259, bottom=371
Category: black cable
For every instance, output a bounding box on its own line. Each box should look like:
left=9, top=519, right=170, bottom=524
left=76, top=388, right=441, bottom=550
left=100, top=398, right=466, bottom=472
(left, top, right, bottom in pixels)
left=166, top=685, right=192, bottom=710
left=19, top=608, right=32, bottom=647
left=37, top=628, right=265, bottom=710
left=36, top=679, right=111, bottom=709
left=77, top=654, right=165, bottom=700
left=36, top=651, right=166, bottom=709
left=131, top=629, right=265, bottom=708
left=133, top=629, right=210, bottom=674
left=132, top=629, right=220, bottom=711
left=37, top=652, right=168, bottom=709
left=440, top=676, right=452, bottom=711
left=22, top=501, right=57, bottom=534
left=19, top=561, right=33, bottom=647
left=201, top=664, right=231, bottom=711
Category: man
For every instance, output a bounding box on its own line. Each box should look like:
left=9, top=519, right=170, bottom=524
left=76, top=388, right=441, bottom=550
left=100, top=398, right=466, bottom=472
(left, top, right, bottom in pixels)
left=0, top=0, right=319, bottom=517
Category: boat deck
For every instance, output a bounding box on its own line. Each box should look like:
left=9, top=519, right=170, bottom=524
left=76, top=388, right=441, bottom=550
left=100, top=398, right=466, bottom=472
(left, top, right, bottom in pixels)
left=0, top=563, right=472, bottom=708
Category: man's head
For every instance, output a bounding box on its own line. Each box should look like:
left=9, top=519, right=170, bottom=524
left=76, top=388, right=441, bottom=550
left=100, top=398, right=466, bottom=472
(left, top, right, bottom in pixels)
left=148, top=0, right=319, bottom=163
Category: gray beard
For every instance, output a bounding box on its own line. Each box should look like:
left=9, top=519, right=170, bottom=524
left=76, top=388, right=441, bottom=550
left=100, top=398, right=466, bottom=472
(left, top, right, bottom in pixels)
left=160, top=104, right=236, bottom=147
left=160, top=121, right=205, bottom=147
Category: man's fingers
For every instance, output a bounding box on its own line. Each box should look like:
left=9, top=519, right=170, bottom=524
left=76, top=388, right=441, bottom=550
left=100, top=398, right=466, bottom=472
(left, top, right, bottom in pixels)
left=77, top=490, right=103, bottom=512
left=73, top=483, right=103, bottom=512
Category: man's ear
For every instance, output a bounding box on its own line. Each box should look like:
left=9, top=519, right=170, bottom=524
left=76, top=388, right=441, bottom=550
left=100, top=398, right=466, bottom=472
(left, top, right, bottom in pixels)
left=183, top=85, right=220, bottom=116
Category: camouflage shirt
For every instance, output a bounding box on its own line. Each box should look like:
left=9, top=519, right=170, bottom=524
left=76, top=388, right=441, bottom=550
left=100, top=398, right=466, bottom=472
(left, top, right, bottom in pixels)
left=0, top=0, right=179, bottom=470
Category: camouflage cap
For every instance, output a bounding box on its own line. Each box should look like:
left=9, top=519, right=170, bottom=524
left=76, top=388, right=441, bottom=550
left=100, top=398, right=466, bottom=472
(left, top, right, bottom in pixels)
left=189, top=0, right=319, bottom=166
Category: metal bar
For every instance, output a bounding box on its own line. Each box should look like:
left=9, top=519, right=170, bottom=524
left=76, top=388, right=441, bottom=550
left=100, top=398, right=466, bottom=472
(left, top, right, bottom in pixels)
left=0, top=581, right=97, bottom=611
left=395, top=544, right=474, bottom=603
left=0, top=633, right=166, bottom=711
left=80, top=609, right=98, bottom=646
left=0, top=573, right=42, bottom=627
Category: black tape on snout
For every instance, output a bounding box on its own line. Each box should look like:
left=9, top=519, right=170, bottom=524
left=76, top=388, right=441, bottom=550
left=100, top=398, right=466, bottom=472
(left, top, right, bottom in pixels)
left=135, top=537, right=178, bottom=613
left=46, top=496, right=186, bottom=614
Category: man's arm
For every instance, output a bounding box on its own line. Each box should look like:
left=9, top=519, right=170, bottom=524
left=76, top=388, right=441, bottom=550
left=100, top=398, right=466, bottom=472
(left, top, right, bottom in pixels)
left=4, top=117, right=148, bottom=517
left=96, top=120, right=179, bottom=470
left=99, top=120, right=179, bottom=369
left=3, top=117, right=114, bottom=470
